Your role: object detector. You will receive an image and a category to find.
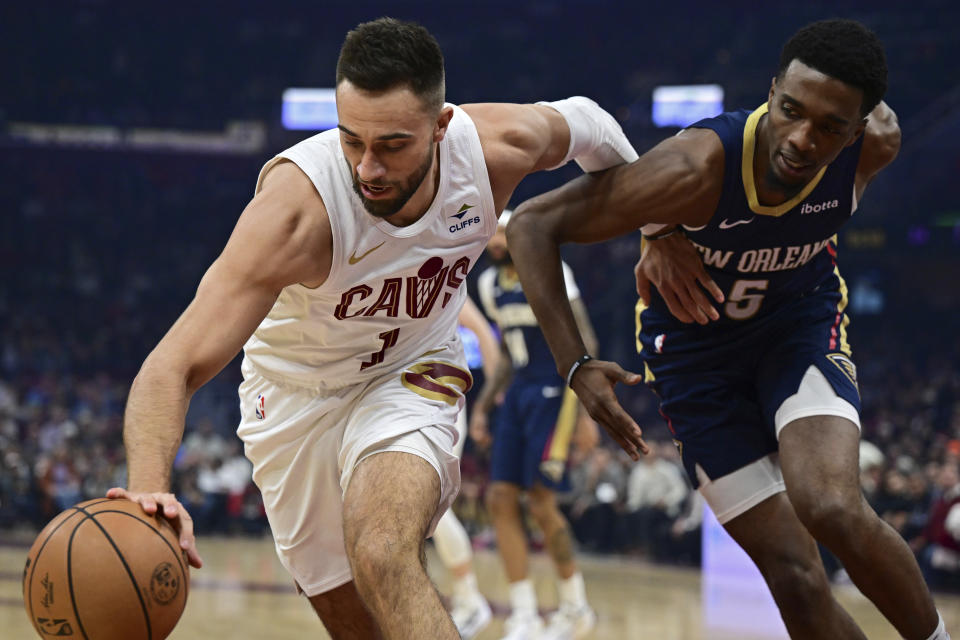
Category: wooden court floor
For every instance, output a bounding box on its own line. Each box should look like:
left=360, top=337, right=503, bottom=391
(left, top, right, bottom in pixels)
left=3, top=533, right=960, bottom=639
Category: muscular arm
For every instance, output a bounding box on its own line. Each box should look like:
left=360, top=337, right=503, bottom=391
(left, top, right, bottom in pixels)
left=461, top=102, right=573, bottom=212
left=125, top=162, right=331, bottom=491
left=855, top=101, right=901, bottom=201
left=503, top=131, right=723, bottom=458
left=463, top=97, right=641, bottom=213
left=507, top=129, right=723, bottom=375
left=570, top=297, right=598, bottom=358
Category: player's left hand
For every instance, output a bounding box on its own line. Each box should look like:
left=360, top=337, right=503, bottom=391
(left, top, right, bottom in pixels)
left=570, top=359, right=649, bottom=460
left=635, top=231, right=724, bottom=324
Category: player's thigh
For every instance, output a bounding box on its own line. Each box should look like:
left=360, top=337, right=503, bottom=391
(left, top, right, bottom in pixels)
left=763, top=354, right=863, bottom=515
left=755, top=290, right=862, bottom=438
left=343, top=448, right=444, bottom=550
left=237, top=362, right=354, bottom=596
left=779, top=413, right=862, bottom=525
left=722, top=491, right=825, bottom=583
left=645, top=360, right=777, bottom=498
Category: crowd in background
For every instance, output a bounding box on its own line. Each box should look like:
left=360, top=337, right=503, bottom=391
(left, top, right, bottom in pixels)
left=2, top=258, right=958, bottom=589
left=2, top=0, right=959, bottom=597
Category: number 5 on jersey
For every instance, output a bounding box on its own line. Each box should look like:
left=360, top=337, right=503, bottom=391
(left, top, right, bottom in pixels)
left=725, top=279, right=769, bottom=320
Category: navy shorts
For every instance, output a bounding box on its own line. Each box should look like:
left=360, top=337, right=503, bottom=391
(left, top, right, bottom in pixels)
left=490, top=377, right=577, bottom=491
left=637, top=284, right=861, bottom=489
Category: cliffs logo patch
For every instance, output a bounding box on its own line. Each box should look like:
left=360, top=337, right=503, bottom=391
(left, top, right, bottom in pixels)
left=449, top=203, right=481, bottom=233
left=150, top=562, right=180, bottom=605
left=255, top=394, right=266, bottom=420
left=827, top=353, right=858, bottom=389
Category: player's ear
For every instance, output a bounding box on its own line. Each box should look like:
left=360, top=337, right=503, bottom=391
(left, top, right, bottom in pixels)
left=434, top=106, right=454, bottom=143
left=768, top=76, right=777, bottom=103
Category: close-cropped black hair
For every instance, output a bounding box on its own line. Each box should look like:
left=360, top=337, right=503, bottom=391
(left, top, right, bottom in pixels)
left=779, top=18, right=887, bottom=116
left=336, top=17, right=445, bottom=112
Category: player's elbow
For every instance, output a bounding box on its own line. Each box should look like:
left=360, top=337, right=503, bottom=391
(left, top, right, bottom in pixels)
left=507, top=201, right=544, bottom=247
left=136, top=342, right=197, bottom=397
left=510, top=193, right=566, bottom=244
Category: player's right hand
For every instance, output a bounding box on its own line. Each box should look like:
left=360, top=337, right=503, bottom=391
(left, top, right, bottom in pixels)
left=106, top=487, right=203, bottom=569
left=570, top=360, right=649, bottom=460
left=635, top=231, right=724, bottom=325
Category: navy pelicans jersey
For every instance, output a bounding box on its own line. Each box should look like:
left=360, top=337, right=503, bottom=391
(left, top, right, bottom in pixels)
left=478, top=262, right=581, bottom=381
left=636, top=103, right=865, bottom=486
left=638, top=102, right=863, bottom=350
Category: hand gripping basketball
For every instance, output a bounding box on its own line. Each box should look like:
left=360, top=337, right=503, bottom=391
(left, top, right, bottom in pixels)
left=106, top=488, right=203, bottom=569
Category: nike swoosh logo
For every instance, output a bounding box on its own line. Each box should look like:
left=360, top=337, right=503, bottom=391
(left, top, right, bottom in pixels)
left=348, top=241, right=385, bottom=265
left=718, top=218, right=755, bottom=229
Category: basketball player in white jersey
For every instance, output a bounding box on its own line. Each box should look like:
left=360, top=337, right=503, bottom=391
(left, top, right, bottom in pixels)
left=106, top=17, right=639, bottom=640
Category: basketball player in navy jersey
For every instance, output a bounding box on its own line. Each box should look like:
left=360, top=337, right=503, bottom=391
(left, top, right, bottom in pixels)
left=472, top=211, right=599, bottom=640
left=105, top=17, right=640, bottom=640
left=507, top=19, right=949, bottom=640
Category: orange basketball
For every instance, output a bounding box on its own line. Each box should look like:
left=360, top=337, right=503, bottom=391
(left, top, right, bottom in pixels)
left=22, top=498, right=189, bottom=640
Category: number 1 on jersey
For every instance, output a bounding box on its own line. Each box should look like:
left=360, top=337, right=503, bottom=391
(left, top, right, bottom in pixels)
left=361, top=329, right=400, bottom=370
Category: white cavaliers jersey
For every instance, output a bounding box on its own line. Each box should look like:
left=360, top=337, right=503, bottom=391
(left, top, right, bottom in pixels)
left=242, top=104, right=497, bottom=389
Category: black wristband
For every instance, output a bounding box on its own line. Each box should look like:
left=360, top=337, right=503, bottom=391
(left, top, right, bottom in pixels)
left=566, top=354, right=594, bottom=388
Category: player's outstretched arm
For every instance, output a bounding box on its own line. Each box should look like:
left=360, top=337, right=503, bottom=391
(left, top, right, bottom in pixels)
left=506, top=130, right=724, bottom=458
left=110, top=162, right=331, bottom=565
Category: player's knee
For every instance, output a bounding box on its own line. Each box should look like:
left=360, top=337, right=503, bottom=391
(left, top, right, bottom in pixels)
left=348, top=530, right=422, bottom=594
left=526, top=486, right=558, bottom=524
left=763, top=556, right=831, bottom=614
left=791, top=489, right=863, bottom=545
left=485, top=483, right=520, bottom=518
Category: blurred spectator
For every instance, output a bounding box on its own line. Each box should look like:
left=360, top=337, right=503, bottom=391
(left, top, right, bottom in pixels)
left=563, top=447, right=628, bottom=553
left=622, top=442, right=689, bottom=559
left=919, top=462, right=960, bottom=590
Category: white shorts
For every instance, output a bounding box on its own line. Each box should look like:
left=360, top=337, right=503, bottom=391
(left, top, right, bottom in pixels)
left=700, top=365, right=861, bottom=524
left=237, top=348, right=470, bottom=596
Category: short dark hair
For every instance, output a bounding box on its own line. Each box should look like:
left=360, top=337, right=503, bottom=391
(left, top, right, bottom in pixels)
left=336, top=17, right=445, bottom=112
left=779, top=19, right=887, bottom=116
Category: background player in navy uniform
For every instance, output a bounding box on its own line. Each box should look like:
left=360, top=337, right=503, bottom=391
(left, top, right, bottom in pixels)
left=506, top=18, right=949, bottom=640
left=471, top=211, right=600, bottom=640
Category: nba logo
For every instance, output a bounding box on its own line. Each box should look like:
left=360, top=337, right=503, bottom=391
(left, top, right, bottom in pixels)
left=255, top=394, right=266, bottom=420
left=655, top=333, right=666, bottom=353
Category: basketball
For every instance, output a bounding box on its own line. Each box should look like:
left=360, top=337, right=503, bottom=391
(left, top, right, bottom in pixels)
left=22, top=498, right=189, bottom=640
